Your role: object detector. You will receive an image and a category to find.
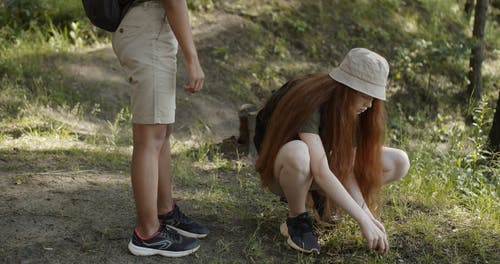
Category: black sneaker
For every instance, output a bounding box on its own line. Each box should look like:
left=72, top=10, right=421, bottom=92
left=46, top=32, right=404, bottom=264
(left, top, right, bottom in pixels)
left=128, top=226, right=200, bottom=257
left=280, top=212, right=320, bottom=254
left=158, top=204, right=209, bottom=238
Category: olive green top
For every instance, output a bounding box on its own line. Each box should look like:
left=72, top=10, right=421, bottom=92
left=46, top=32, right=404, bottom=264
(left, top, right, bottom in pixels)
left=300, top=109, right=358, bottom=146
left=300, top=110, right=320, bottom=134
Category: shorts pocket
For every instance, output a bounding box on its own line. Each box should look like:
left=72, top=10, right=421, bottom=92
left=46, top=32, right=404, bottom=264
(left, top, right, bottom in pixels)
left=115, top=23, right=144, bottom=40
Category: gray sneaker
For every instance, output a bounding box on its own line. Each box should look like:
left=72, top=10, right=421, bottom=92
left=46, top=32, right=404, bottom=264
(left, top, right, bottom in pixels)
left=158, top=204, right=209, bottom=238
left=128, top=225, right=200, bottom=257
left=280, top=212, right=320, bottom=254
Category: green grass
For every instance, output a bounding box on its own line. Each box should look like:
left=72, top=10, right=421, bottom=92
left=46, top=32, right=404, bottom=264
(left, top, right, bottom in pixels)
left=162, top=122, right=499, bottom=263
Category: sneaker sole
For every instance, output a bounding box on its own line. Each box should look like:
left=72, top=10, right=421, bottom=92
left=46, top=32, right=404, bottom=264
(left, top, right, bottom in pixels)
left=280, top=222, right=319, bottom=254
left=128, top=241, right=200, bottom=257
left=167, top=225, right=208, bottom=238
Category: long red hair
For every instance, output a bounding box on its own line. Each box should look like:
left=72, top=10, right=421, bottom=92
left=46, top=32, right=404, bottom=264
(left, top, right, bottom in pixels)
left=255, top=73, right=385, bottom=215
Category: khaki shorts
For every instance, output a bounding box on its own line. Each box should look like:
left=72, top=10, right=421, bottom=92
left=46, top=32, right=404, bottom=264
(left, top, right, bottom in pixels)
left=112, top=1, right=178, bottom=124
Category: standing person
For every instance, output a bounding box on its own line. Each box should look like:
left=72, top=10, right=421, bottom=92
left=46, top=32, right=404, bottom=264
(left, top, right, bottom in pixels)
left=254, top=48, right=410, bottom=254
left=112, top=0, right=208, bottom=258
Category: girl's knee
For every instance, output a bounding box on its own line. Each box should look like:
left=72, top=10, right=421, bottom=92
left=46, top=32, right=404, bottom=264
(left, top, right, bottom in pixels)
left=382, top=148, right=410, bottom=183
left=279, top=140, right=311, bottom=176
left=394, top=149, right=410, bottom=180
left=133, top=128, right=169, bottom=152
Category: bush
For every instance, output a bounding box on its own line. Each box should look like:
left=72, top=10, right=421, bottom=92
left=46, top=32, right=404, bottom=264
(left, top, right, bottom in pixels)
left=0, top=0, right=85, bottom=30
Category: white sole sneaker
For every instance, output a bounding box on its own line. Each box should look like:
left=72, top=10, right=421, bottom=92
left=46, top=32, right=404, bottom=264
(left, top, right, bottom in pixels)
left=280, top=222, right=319, bottom=254
left=128, top=240, right=200, bottom=257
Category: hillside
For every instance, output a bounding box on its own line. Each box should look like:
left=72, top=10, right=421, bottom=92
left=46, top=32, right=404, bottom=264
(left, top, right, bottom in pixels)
left=0, top=1, right=499, bottom=263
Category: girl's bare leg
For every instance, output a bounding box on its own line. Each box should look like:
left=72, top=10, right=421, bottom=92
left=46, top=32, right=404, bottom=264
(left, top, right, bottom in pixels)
left=381, top=147, right=410, bottom=185
left=157, top=124, right=174, bottom=215
left=273, top=140, right=313, bottom=216
left=131, top=124, right=169, bottom=237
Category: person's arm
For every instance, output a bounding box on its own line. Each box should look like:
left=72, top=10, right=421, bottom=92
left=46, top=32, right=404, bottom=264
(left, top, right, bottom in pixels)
left=161, top=0, right=204, bottom=93
left=345, top=148, right=382, bottom=221
left=344, top=163, right=386, bottom=233
left=300, top=132, right=388, bottom=253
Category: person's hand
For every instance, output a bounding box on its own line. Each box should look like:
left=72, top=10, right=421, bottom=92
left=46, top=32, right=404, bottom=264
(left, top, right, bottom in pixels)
left=184, top=57, right=204, bottom=93
left=362, top=206, right=387, bottom=237
left=370, top=217, right=386, bottom=233
left=359, top=217, right=389, bottom=253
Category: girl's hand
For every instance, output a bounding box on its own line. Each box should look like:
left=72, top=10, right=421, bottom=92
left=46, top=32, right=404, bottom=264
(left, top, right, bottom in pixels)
left=183, top=57, right=204, bottom=93
left=362, top=206, right=387, bottom=241
left=359, top=217, right=389, bottom=253
left=370, top=217, right=386, bottom=233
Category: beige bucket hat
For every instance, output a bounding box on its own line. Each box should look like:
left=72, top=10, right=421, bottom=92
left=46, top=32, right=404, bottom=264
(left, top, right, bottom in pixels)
left=329, top=48, right=389, bottom=101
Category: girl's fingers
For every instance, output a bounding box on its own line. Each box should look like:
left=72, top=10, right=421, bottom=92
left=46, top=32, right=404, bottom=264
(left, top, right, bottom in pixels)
left=384, top=237, right=390, bottom=252
left=194, top=79, right=202, bottom=91
left=184, top=78, right=204, bottom=93
left=198, top=79, right=204, bottom=91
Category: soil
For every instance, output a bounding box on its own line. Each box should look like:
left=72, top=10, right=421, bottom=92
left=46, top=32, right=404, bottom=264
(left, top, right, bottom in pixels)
left=0, top=11, right=282, bottom=264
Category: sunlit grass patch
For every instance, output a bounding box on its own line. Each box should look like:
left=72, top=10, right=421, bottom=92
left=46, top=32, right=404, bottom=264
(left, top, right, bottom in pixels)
left=0, top=146, right=129, bottom=172
left=0, top=0, right=498, bottom=263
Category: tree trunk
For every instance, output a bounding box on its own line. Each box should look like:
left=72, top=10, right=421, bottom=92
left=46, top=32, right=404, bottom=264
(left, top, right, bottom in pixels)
left=238, top=104, right=258, bottom=157
left=466, top=0, right=488, bottom=121
left=487, top=91, right=500, bottom=154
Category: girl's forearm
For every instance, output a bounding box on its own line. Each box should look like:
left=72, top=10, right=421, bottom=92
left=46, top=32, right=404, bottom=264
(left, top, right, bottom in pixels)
left=161, top=0, right=198, bottom=61
left=345, top=173, right=374, bottom=217
left=313, top=165, right=370, bottom=225
left=304, top=134, right=370, bottom=226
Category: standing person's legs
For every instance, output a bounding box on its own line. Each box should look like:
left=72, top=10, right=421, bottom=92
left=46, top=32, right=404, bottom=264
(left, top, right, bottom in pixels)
left=381, top=146, right=410, bottom=185
left=129, top=122, right=201, bottom=257
left=129, top=126, right=200, bottom=258
left=157, top=124, right=174, bottom=215
left=131, top=124, right=169, bottom=237
left=113, top=1, right=203, bottom=257
left=154, top=123, right=209, bottom=238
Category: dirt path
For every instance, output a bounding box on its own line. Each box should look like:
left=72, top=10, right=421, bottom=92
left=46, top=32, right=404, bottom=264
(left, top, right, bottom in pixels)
left=0, top=171, right=271, bottom=263
left=0, top=11, right=290, bottom=264
left=0, top=145, right=294, bottom=263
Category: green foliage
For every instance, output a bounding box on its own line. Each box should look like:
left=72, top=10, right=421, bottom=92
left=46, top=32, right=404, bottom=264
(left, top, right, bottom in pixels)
left=0, top=78, right=25, bottom=120
left=0, top=0, right=52, bottom=29
left=105, top=107, right=132, bottom=146
left=188, top=0, right=215, bottom=12
left=386, top=96, right=499, bottom=211
left=392, top=37, right=473, bottom=81
left=0, top=0, right=499, bottom=262
left=0, top=0, right=85, bottom=30
left=211, top=45, right=230, bottom=61
left=0, top=0, right=104, bottom=49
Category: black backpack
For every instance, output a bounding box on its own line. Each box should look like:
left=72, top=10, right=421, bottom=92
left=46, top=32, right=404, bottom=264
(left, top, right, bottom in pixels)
left=253, top=80, right=296, bottom=153
left=82, top=0, right=135, bottom=32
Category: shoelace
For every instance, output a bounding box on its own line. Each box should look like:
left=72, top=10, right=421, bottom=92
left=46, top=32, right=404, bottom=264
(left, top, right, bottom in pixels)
left=158, top=225, right=182, bottom=242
